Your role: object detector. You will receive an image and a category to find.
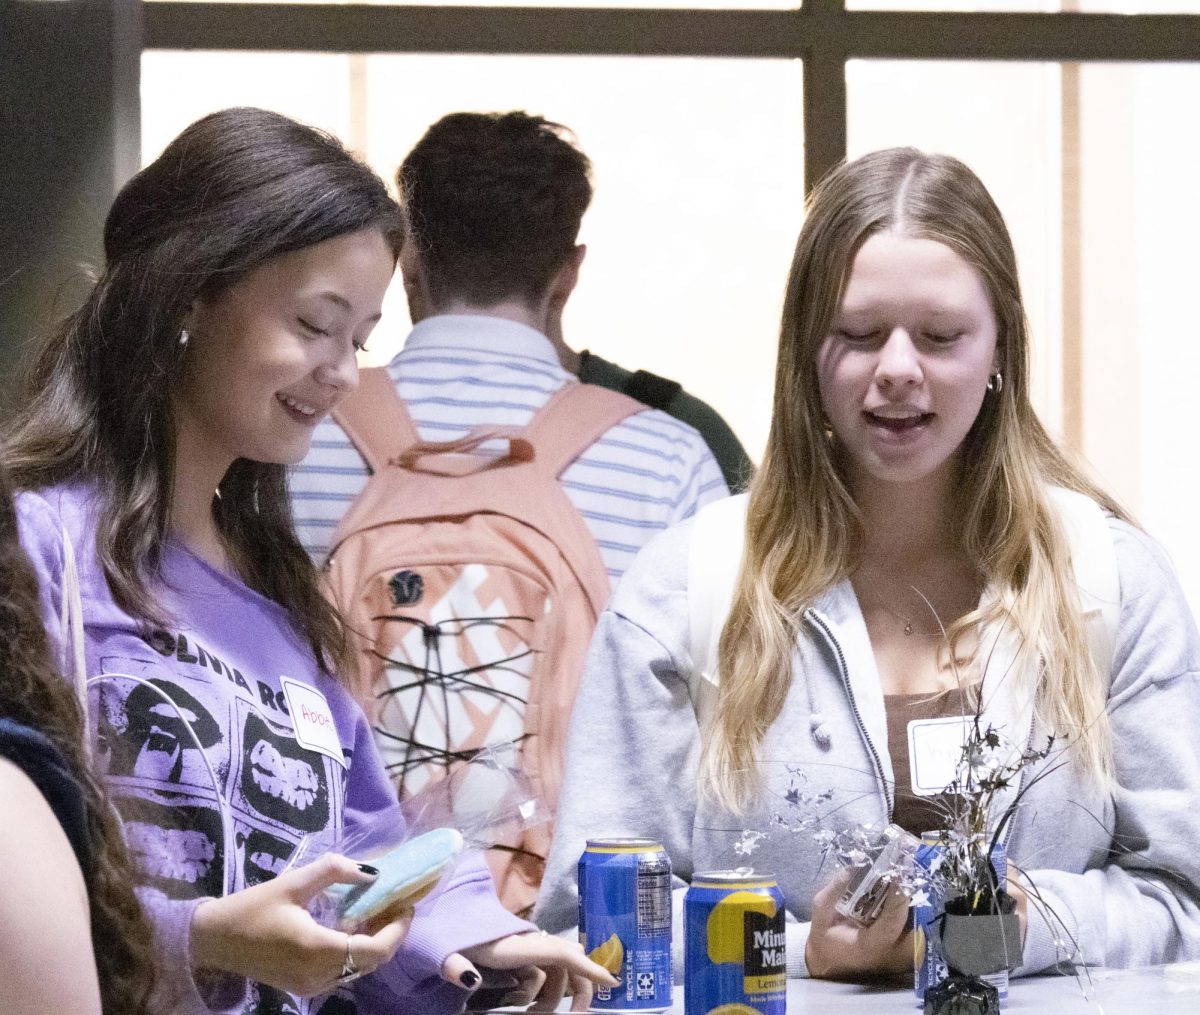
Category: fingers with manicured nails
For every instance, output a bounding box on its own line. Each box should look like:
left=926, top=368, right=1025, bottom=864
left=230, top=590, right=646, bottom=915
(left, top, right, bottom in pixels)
left=283, top=853, right=378, bottom=904
left=460, top=932, right=594, bottom=979
left=440, top=950, right=483, bottom=991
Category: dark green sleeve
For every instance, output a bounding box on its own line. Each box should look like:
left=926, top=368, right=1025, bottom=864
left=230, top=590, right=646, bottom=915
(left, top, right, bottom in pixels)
left=663, top=389, right=753, bottom=492
left=578, top=350, right=754, bottom=491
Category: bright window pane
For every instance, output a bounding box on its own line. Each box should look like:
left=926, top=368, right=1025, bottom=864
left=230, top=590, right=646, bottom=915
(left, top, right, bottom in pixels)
left=847, top=59, right=1064, bottom=435
left=1076, top=63, right=1200, bottom=611
left=849, top=57, right=1200, bottom=615
left=141, top=50, right=805, bottom=460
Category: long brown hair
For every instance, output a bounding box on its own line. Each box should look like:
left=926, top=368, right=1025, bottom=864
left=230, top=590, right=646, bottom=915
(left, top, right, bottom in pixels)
left=0, top=465, right=157, bottom=1013
left=705, top=148, right=1126, bottom=811
left=3, top=107, right=403, bottom=678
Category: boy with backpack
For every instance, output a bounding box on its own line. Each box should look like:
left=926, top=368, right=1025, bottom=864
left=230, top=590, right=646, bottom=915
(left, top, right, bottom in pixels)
left=289, top=111, right=728, bottom=914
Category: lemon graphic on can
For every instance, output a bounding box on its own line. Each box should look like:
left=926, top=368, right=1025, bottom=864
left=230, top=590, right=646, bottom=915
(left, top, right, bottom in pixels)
left=706, top=890, right=779, bottom=965
left=707, top=1006, right=761, bottom=1015
left=587, top=932, right=624, bottom=976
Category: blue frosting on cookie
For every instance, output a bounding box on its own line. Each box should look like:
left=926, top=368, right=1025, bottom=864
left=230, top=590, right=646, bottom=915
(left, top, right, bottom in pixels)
left=335, top=827, right=464, bottom=925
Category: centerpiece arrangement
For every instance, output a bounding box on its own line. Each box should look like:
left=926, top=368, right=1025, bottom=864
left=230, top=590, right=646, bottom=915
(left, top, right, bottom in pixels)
left=905, top=720, right=1057, bottom=1015
left=735, top=717, right=1079, bottom=1015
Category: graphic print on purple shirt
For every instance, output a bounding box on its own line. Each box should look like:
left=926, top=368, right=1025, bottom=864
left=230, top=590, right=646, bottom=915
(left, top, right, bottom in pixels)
left=17, top=483, right=538, bottom=1015
left=91, top=643, right=349, bottom=904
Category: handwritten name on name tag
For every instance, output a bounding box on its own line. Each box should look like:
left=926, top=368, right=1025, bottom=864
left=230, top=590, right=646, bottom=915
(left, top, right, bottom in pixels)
left=907, top=716, right=973, bottom=797
left=281, top=676, right=347, bottom=768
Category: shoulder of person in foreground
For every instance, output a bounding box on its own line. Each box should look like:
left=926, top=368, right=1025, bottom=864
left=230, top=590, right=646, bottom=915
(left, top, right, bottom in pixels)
left=536, top=519, right=701, bottom=935
left=0, top=749, right=101, bottom=1015
left=1016, top=516, right=1200, bottom=975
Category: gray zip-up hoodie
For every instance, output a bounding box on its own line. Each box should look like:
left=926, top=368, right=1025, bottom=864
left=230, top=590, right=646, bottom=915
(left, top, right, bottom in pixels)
left=535, top=505, right=1200, bottom=978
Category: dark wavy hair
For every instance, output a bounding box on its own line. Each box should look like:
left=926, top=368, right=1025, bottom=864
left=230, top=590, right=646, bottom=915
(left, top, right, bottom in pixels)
left=3, top=107, right=403, bottom=677
left=0, top=464, right=157, bottom=1013
left=399, top=110, right=592, bottom=306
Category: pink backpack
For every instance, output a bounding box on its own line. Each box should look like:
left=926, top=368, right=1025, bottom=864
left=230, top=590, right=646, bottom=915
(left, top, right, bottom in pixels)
left=325, top=367, right=642, bottom=915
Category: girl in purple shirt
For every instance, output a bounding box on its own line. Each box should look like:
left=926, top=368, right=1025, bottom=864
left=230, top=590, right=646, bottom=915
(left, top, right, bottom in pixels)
left=5, top=107, right=612, bottom=1015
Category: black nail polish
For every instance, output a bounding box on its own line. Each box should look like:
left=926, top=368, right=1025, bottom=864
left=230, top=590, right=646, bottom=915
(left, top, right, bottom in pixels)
left=357, top=863, right=380, bottom=876
left=460, top=970, right=480, bottom=989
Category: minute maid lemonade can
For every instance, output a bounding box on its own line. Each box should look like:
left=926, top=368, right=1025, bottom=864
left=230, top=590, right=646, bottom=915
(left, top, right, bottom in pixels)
left=578, top=838, right=673, bottom=1012
left=913, top=834, right=1008, bottom=1006
left=684, top=870, right=786, bottom=1015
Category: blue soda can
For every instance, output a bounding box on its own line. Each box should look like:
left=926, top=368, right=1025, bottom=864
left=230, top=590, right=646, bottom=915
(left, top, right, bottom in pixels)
left=684, top=870, right=786, bottom=1015
left=913, top=834, right=1008, bottom=1006
left=578, top=838, right=673, bottom=1011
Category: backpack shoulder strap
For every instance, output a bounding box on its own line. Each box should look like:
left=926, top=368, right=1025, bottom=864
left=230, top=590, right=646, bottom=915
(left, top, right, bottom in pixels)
left=521, top=382, right=645, bottom=476
left=330, top=366, right=420, bottom=473
left=625, top=369, right=683, bottom=411
left=1046, top=485, right=1121, bottom=678
left=686, top=493, right=750, bottom=702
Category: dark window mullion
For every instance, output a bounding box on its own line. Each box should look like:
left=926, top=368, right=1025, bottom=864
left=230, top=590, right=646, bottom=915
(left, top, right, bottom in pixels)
left=142, top=3, right=1200, bottom=197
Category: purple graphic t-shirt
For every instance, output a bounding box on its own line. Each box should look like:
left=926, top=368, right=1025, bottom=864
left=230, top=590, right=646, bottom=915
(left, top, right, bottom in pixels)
left=17, top=482, right=530, bottom=1015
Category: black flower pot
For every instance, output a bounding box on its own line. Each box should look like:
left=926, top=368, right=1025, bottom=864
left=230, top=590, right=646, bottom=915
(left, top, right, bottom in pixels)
left=923, top=892, right=1021, bottom=1015
left=939, top=910, right=1022, bottom=976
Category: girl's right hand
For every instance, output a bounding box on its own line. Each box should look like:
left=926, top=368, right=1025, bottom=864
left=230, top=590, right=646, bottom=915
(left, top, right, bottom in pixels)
left=190, top=853, right=412, bottom=997
left=805, top=868, right=912, bottom=980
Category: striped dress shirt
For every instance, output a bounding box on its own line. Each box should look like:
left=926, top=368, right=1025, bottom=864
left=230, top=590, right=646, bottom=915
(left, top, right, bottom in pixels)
left=288, top=314, right=730, bottom=583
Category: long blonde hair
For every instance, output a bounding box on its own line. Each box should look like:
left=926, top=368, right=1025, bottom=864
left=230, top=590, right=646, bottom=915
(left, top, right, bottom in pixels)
left=705, top=148, right=1126, bottom=812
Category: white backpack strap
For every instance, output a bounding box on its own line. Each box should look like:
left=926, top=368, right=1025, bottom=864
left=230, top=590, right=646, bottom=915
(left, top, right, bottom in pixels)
left=686, top=494, right=750, bottom=719
left=60, top=524, right=90, bottom=737
left=1046, top=486, right=1120, bottom=679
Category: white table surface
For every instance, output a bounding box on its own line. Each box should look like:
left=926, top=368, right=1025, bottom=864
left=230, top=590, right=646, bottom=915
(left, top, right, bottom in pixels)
left=524, top=964, right=1200, bottom=1013
left=761, top=966, right=1200, bottom=1013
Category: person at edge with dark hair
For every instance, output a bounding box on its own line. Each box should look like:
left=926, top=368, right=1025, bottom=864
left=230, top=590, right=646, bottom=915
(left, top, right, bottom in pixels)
left=538, top=148, right=1200, bottom=978
left=290, top=110, right=729, bottom=574
left=0, top=463, right=158, bottom=1014
left=3, top=107, right=615, bottom=1015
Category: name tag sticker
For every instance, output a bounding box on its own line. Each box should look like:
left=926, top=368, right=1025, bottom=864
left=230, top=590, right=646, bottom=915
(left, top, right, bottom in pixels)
left=281, top=676, right=347, bottom=768
left=908, top=716, right=972, bottom=796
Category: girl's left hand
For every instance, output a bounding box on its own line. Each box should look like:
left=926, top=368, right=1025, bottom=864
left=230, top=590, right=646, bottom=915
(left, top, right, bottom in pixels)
left=1006, top=863, right=1030, bottom=944
left=441, top=930, right=619, bottom=1012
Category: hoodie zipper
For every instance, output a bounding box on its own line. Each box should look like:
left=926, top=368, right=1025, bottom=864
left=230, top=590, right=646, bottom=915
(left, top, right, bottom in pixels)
left=998, top=710, right=1038, bottom=850
left=806, top=609, right=894, bottom=815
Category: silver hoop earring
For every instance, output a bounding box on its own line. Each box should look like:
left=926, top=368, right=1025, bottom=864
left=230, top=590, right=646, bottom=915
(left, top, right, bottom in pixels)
left=178, top=328, right=191, bottom=347
left=986, top=371, right=1003, bottom=394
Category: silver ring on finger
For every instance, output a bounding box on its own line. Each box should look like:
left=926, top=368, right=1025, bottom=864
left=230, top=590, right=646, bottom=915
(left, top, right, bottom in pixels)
left=338, top=932, right=365, bottom=983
